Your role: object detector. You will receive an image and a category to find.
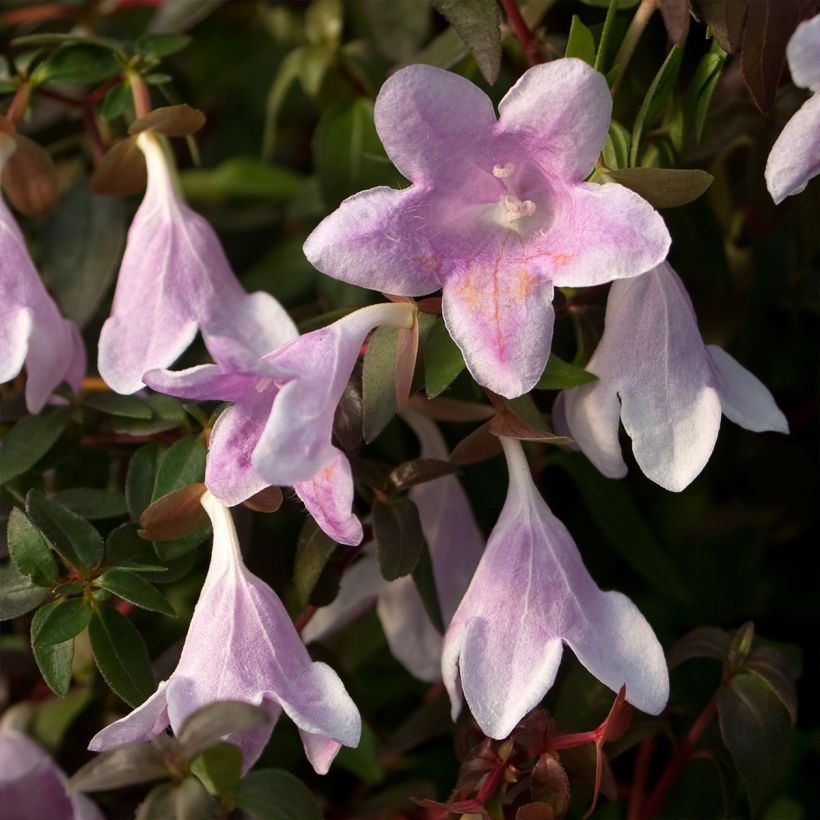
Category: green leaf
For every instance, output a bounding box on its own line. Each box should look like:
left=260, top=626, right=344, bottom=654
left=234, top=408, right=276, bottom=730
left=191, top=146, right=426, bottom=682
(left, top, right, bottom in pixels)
left=134, top=32, right=192, bottom=58
left=95, top=570, right=175, bottom=616
left=602, top=167, right=713, bottom=209
left=100, top=80, right=133, bottom=121
left=668, top=626, right=732, bottom=669
left=593, top=0, right=622, bottom=73
left=630, top=44, right=684, bottom=166
left=360, top=0, right=430, bottom=61
left=431, top=0, right=501, bottom=84
left=601, top=120, right=631, bottom=171
left=26, top=490, right=105, bottom=571
left=261, top=48, right=304, bottom=161
left=313, top=98, right=401, bottom=209
left=535, top=354, right=598, bottom=390
left=190, top=743, right=243, bottom=798
left=411, top=536, right=445, bottom=634
left=31, top=627, right=74, bottom=697
left=52, top=488, right=128, bottom=520
left=746, top=644, right=799, bottom=725
left=33, top=685, right=90, bottom=747
left=335, top=722, right=384, bottom=785
left=684, top=40, right=727, bottom=144
left=70, top=743, right=169, bottom=793
left=38, top=44, right=121, bottom=86
left=126, top=443, right=163, bottom=520
left=717, top=673, right=793, bottom=815
left=0, top=407, right=70, bottom=485
left=294, top=520, right=341, bottom=607
left=363, top=325, right=399, bottom=444
left=373, top=497, right=424, bottom=581
left=555, top=453, right=688, bottom=601
left=423, top=318, right=466, bottom=398
left=152, top=437, right=207, bottom=502
left=0, top=561, right=49, bottom=620
left=85, top=391, right=152, bottom=419
left=31, top=598, right=92, bottom=646
left=565, top=15, right=595, bottom=64
left=7, top=507, right=60, bottom=586
left=40, top=182, right=126, bottom=328
left=178, top=701, right=270, bottom=760
left=88, top=606, right=155, bottom=707
left=233, top=769, right=323, bottom=820
left=181, top=157, right=305, bottom=203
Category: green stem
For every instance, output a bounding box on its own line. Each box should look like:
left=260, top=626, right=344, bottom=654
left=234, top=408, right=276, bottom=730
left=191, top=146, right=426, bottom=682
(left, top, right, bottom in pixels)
left=611, top=0, right=658, bottom=96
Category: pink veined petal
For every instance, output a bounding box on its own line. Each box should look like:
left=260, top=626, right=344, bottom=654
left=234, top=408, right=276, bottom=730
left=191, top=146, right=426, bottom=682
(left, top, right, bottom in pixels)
left=373, top=63, right=497, bottom=183
left=87, top=683, right=169, bottom=751
left=497, top=58, right=612, bottom=182
left=303, top=186, right=443, bottom=297
left=787, top=13, right=820, bottom=91
left=540, top=181, right=671, bottom=288
left=765, top=93, right=820, bottom=204
left=442, top=257, right=555, bottom=399
left=293, top=450, right=363, bottom=546
left=706, top=345, right=789, bottom=434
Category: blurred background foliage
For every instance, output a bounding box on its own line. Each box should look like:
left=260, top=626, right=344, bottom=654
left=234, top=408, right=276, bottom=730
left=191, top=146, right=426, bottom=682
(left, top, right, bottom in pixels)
left=0, top=0, right=818, bottom=818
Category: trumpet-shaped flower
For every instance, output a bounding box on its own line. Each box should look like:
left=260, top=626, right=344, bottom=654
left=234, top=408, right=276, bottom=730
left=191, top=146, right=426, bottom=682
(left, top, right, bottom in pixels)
left=303, top=410, right=485, bottom=681
left=0, top=135, right=85, bottom=413
left=98, top=131, right=298, bottom=395
left=0, top=727, right=103, bottom=820
left=89, top=492, right=361, bottom=774
left=766, top=13, right=820, bottom=203
left=442, top=436, right=668, bottom=740
left=557, top=263, right=788, bottom=492
left=144, top=301, right=416, bottom=545
left=304, top=59, right=670, bottom=399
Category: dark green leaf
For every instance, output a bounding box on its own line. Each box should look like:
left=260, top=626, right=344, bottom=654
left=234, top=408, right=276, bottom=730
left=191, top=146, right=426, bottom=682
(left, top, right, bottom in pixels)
left=100, top=80, right=133, bottom=121
left=152, top=437, right=207, bottom=502
left=411, top=537, right=445, bottom=634
left=373, top=497, right=424, bottom=581
left=389, top=458, right=460, bottom=493
left=294, top=520, right=341, bottom=607
left=555, top=453, right=688, bottom=601
left=181, top=158, right=305, bottom=203
left=0, top=407, right=70, bottom=485
left=32, top=630, right=74, bottom=697
left=70, top=742, right=169, bottom=792
left=106, top=523, right=196, bottom=584
left=177, top=701, right=270, bottom=760
left=26, top=490, right=104, bottom=571
left=535, top=354, right=598, bottom=390
left=52, top=488, right=128, bottom=520
left=630, top=45, right=684, bottom=166
left=363, top=325, right=399, bottom=444
left=190, top=743, right=243, bottom=798
left=684, top=40, right=727, bottom=144
left=126, top=443, right=163, bottom=520
left=717, top=672, right=793, bottom=815
left=38, top=44, right=121, bottom=86
left=603, top=167, right=713, bottom=208
left=88, top=606, right=155, bottom=707
left=423, top=318, right=465, bottom=398
left=0, top=561, right=49, bottom=620
left=135, top=33, right=192, bottom=59
left=31, top=598, right=92, bottom=646
left=233, top=769, right=323, bottom=820
left=668, top=626, right=732, bottom=669
left=173, top=776, right=218, bottom=820
left=746, top=644, right=799, bottom=724
left=565, top=15, right=595, bottom=64
left=432, top=0, right=501, bottom=84
left=335, top=722, right=384, bottom=785
left=360, top=0, right=430, bottom=61
left=593, top=0, right=623, bottom=73
left=40, top=183, right=126, bottom=327
left=85, top=391, right=152, bottom=419
left=602, top=120, right=631, bottom=171
left=95, top=570, right=175, bottom=616
left=7, top=507, right=60, bottom=586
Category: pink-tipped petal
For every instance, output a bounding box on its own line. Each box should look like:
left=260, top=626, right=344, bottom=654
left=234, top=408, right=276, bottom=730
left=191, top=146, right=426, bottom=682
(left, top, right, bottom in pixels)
left=707, top=345, right=789, bottom=434
left=497, top=59, right=612, bottom=182
left=787, top=14, right=820, bottom=91
left=442, top=261, right=554, bottom=399
left=765, top=93, right=820, bottom=204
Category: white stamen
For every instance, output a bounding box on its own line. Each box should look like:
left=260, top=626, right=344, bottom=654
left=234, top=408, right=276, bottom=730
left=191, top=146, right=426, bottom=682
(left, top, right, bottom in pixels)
left=255, top=377, right=272, bottom=393
left=492, top=162, right=515, bottom=179
left=503, top=194, right=536, bottom=222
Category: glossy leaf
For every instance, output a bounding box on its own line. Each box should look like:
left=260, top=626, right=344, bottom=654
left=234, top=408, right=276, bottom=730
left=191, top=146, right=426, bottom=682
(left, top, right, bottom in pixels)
left=126, top=443, right=163, bottom=520
left=152, top=437, right=207, bottom=502
left=31, top=598, right=92, bottom=646
left=95, top=570, right=175, bottom=616
left=85, top=392, right=153, bottom=420
left=233, top=769, right=323, bottom=820
left=134, top=32, right=192, bottom=59
left=0, top=408, right=70, bottom=485
left=6, top=507, right=59, bottom=586
left=535, top=354, right=598, bottom=390
left=32, top=630, right=74, bottom=697
left=0, top=561, right=49, bottom=620
left=52, top=488, right=128, bottom=520
left=411, top=536, right=445, bottom=634
left=373, top=497, right=424, bottom=581
left=432, top=0, right=501, bottom=84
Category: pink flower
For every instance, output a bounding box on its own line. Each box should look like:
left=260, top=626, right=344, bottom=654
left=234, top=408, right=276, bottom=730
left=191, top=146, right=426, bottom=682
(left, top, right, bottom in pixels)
left=89, top=492, right=361, bottom=775
left=442, top=436, right=668, bottom=740
left=556, top=263, right=788, bottom=492
left=0, top=135, right=85, bottom=413
left=766, top=13, right=820, bottom=204
left=304, top=60, right=670, bottom=399
left=144, top=301, right=416, bottom=545
left=303, top=410, right=485, bottom=681
left=98, top=131, right=297, bottom=394
left=0, top=727, right=103, bottom=820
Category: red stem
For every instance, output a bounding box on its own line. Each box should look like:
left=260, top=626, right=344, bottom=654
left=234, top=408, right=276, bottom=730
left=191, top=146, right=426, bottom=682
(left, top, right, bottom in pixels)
left=627, top=736, right=656, bottom=819
left=638, top=698, right=718, bottom=820
left=6, top=83, right=31, bottom=125
left=500, top=0, right=541, bottom=65
left=129, top=71, right=152, bottom=119
left=549, top=730, right=596, bottom=751
left=475, top=758, right=508, bottom=804
left=294, top=605, right=318, bottom=634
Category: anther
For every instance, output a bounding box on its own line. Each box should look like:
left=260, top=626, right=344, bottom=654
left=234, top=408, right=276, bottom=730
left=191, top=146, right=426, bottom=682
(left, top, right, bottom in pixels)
left=492, top=162, right=515, bottom=179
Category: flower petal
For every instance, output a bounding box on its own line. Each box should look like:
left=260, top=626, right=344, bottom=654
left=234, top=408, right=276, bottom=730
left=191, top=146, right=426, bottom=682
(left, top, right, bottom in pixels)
left=303, top=186, right=443, bottom=297
left=0, top=306, right=31, bottom=384
left=442, top=259, right=554, bottom=398
left=144, top=364, right=257, bottom=404
left=87, top=683, right=169, bottom=751
left=497, top=58, right=612, bottom=181
left=24, top=316, right=83, bottom=414
left=541, top=182, right=671, bottom=288
left=765, top=93, right=820, bottom=204
left=294, top=450, right=363, bottom=546
left=707, top=345, right=789, bottom=434
left=374, top=64, right=496, bottom=183
left=787, top=13, right=820, bottom=91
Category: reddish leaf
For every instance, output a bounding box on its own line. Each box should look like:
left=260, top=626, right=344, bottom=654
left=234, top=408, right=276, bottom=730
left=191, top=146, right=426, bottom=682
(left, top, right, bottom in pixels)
left=1, top=132, right=59, bottom=216
left=395, top=320, right=419, bottom=412
left=242, top=486, right=283, bottom=513
left=660, top=0, right=691, bottom=44
left=516, top=803, right=556, bottom=820
left=389, top=457, right=460, bottom=492
left=450, top=419, right=504, bottom=466
left=129, top=104, right=206, bottom=137
left=695, top=0, right=749, bottom=53
left=138, top=483, right=208, bottom=541
left=92, top=135, right=147, bottom=196
left=530, top=753, right=569, bottom=818
left=408, top=394, right=494, bottom=422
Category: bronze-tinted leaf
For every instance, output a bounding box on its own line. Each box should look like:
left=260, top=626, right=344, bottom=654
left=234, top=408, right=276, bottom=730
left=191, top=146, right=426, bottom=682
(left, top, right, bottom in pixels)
left=694, top=0, right=748, bottom=53
left=1, top=133, right=59, bottom=216
left=129, top=104, right=206, bottom=137
left=408, top=394, right=494, bottom=422
left=138, top=483, right=207, bottom=541
left=530, top=753, right=569, bottom=818
left=449, top=419, right=503, bottom=466
left=242, top=486, right=283, bottom=513
left=659, top=0, right=691, bottom=44
left=603, top=167, right=713, bottom=208
left=91, top=135, right=147, bottom=196
left=389, top=457, right=460, bottom=492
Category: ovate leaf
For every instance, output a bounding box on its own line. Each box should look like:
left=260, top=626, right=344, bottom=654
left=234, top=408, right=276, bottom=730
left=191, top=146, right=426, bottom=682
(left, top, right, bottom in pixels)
left=0, top=408, right=70, bottom=484
left=0, top=561, right=49, bottom=620
left=7, top=507, right=60, bottom=586
left=603, top=167, right=713, bottom=208
left=423, top=318, right=466, bottom=398
left=31, top=598, right=92, bottom=646
left=432, top=0, right=501, bottom=83
left=233, top=769, right=323, bottom=820
left=94, top=570, right=175, bottom=616
left=373, top=497, right=424, bottom=581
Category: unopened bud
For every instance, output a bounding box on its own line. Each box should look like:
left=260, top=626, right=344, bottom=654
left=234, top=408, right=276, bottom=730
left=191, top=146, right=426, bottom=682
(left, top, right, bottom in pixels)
left=1, top=132, right=59, bottom=216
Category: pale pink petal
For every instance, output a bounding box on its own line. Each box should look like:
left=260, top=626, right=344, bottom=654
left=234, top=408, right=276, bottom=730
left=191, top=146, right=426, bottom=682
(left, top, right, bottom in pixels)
left=23, top=316, right=83, bottom=413
left=294, top=450, right=363, bottom=546
left=765, top=93, right=820, bottom=204
left=0, top=307, right=31, bottom=384
left=707, top=345, right=789, bottom=433
left=298, top=731, right=342, bottom=777
left=144, top=364, right=258, bottom=404
left=442, top=262, right=554, bottom=399
left=540, top=182, right=671, bottom=288
left=497, top=58, right=612, bottom=181
left=303, top=186, right=443, bottom=296
left=87, top=683, right=169, bottom=751
left=787, top=13, right=820, bottom=91
left=374, top=63, right=496, bottom=183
